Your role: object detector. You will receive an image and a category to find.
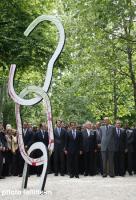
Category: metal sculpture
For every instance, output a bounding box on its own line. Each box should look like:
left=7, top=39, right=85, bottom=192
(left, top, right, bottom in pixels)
left=8, top=15, right=65, bottom=192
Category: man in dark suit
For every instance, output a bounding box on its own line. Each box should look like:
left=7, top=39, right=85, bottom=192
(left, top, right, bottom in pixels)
left=17, top=122, right=33, bottom=177
left=100, top=117, right=115, bottom=177
left=133, top=127, right=136, bottom=174
left=35, top=123, right=49, bottom=147
left=0, top=123, right=7, bottom=179
left=34, top=123, right=49, bottom=176
left=54, top=120, right=67, bottom=176
left=82, top=121, right=97, bottom=176
left=65, top=122, right=82, bottom=178
left=23, top=122, right=33, bottom=150
left=125, top=123, right=134, bottom=175
left=96, top=121, right=103, bottom=174
left=114, top=120, right=126, bottom=176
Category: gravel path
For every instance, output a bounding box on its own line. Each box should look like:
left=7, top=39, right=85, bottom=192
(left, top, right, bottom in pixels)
left=0, top=174, right=136, bottom=200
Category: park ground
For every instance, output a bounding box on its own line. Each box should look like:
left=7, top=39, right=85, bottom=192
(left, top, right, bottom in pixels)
left=0, top=174, right=136, bottom=200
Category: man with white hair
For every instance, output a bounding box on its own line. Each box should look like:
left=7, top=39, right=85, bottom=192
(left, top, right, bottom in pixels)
left=6, top=124, right=12, bottom=130
left=82, top=121, right=97, bottom=176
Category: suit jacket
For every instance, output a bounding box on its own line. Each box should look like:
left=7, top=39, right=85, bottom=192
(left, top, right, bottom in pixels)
left=126, top=128, right=134, bottom=152
left=34, top=130, right=49, bottom=148
left=96, top=128, right=102, bottom=145
left=82, top=129, right=97, bottom=152
left=114, top=128, right=126, bottom=152
left=54, top=127, right=66, bottom=151
left=0, top=131, right=7, bottom=149
left=65, top=130, right=82, bottom=154
left=23, top=129, right=33, bottom=148
left=134, top=128, right=136, bottom=152
left=100, top=125, right=115, bottom=152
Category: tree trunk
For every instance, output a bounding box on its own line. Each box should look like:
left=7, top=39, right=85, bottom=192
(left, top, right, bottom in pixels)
left=0, top=84, right=3, bottom=122
left=127, top=46, right=136, bottom=110
left=113, top=69, right=118, bottom=121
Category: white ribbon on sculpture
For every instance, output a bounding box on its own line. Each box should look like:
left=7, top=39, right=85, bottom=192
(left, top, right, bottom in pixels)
left=8, top=15, right=65, bottom=191
left=8, top=15, right=65, bottom=106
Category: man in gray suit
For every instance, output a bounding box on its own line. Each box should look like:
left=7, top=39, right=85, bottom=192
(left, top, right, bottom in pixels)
left=100, top=117, right=115, bottom=177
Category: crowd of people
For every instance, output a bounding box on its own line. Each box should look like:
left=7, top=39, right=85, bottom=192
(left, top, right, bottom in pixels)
left=0, top=117, right=136, bottom=179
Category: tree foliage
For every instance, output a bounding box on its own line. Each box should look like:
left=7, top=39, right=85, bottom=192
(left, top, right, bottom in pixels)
left=0, top=0, right=136, bottom=126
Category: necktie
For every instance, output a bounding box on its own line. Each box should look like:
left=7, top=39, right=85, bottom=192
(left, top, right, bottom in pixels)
left=73, top=131, right=76, bottom=139
left=117, top=128, right=120, bottom=137
left=59, top=128, right=61, bottom=135
left=88, top=130, right=90, bottom=137
left=23, top=129, right=27, bottom=136
left=58, top=128, right=61, bottom=136
left=42, top=131, right=44, bottom=139
left=106, top=126, right=109, bottom=135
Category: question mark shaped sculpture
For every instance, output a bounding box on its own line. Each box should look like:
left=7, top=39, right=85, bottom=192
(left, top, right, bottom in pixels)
left=8, top=15, right=65, bottom=192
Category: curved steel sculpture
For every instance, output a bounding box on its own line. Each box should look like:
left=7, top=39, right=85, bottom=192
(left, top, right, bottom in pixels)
left=8, top=15, right=65, bottom=192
